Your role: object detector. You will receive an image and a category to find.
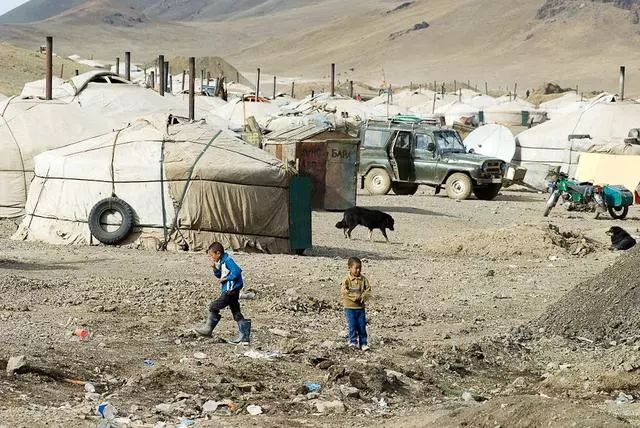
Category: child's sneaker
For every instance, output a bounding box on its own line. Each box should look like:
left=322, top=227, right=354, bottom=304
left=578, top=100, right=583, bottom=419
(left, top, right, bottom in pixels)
left=348, top=343, right=359, bottom=349
left=361, top=345, right=370, bottom=352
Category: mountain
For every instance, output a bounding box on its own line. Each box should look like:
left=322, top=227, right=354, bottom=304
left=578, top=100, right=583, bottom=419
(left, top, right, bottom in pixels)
left=0, top=0, right=639, bottom=95
left=0, top=0, right=320, bottom=24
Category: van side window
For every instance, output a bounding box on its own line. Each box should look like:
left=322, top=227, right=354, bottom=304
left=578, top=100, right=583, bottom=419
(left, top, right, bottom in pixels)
left=363, top=129, right=390, bottom=148
left=415, top=134, right=431, bottom=151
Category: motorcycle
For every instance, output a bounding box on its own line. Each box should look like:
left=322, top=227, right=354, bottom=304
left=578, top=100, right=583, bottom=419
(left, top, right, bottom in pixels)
left=543, top=169, right=633, bottom=219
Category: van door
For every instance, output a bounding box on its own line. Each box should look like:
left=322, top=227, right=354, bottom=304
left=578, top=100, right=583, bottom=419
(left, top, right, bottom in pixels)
left=413, top=133, right=438, bottom=184
left=390, top=131, right=412, bottom=181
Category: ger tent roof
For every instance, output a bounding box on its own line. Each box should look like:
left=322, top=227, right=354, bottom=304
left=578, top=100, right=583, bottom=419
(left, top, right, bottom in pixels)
left=0, top=71, right=198, bottom=218
left=14, top=116, right=295, bottom=253
left=514, top=93, right=640, bottom=188
left=211, top=98, right=281, bottom=131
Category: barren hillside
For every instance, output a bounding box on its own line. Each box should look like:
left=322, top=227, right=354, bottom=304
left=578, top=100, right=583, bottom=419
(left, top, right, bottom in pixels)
left=0, top=0, right=639, bottom=95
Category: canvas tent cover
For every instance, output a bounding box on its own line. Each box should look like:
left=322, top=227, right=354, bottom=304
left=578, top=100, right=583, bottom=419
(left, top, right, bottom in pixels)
left=0, top=71, right=195, bottom=217
left=14, top=117, right=295, bottom=254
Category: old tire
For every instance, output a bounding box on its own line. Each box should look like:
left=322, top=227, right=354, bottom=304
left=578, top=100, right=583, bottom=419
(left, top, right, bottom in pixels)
left=445, top=173, right=473, bottom=200
left=473, top=184, right=502, bottom=201
left=88, top=197, right=135, bottom=245
left=608, top=205, right=629, bottom=220
left=364, top=168, right=391, bottom=195
left=392, top=182, right=418, bottom=196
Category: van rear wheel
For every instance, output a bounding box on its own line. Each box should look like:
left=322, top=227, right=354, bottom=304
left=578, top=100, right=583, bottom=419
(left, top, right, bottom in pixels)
left=364, top=168, right=391, bottom=195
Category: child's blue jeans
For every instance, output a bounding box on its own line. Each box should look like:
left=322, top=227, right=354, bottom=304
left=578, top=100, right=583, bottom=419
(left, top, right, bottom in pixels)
left=345, top=308, right=368, bottom=346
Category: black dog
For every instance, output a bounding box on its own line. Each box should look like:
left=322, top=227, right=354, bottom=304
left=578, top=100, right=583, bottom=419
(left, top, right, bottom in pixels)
left=607, top=226, right=637, bottom=251
left=335, top=207, right=394, bottom=241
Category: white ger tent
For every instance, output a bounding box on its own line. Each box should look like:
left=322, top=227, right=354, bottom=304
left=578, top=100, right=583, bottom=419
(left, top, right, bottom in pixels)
left=435, top=101, right=480, bottom=126
left=484, top=98, right=545, bottom=126
left=0, top=71, right=194, bottom=218
left=211, top=98, right=281, bottom=131
left=514, top=94, right=640, bottom=189
left=14, top=116, right=297, bottom=254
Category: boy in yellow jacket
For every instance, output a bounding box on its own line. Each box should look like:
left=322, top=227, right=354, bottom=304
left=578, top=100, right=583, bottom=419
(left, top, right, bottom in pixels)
left=340, top=257, right=371, bottom=351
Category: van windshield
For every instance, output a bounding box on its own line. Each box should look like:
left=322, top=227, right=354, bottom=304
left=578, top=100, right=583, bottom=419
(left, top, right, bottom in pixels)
left=434, top=131, right=465, bottom=153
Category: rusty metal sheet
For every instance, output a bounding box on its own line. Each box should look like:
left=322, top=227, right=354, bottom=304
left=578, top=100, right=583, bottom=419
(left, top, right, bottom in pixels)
left=324, top=140, right=359, bottom=210
left=297, top=141, right=328, bottom=209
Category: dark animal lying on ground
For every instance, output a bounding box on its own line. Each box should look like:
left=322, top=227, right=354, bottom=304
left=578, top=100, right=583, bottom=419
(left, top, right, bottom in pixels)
left=335, top=207, right=395, bottom=241
left=607, top=226, right=637, bottom=251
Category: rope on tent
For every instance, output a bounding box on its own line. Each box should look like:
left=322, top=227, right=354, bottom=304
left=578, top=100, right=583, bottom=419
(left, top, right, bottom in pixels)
left=0, top=110, right=29, bottom=202
left=26, top=166, right=51, bottom=230
left=109, top=129, right=124, bottom=197
left=160, top=130, right=222, bottom=251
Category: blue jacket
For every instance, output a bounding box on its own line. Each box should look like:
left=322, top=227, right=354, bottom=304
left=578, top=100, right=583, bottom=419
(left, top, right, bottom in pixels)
left=213, top=253, right=243, bottom=293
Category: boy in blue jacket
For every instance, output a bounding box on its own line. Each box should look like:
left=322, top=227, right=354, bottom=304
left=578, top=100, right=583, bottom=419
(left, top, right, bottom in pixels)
left=194, top=242, right=251, bottom=344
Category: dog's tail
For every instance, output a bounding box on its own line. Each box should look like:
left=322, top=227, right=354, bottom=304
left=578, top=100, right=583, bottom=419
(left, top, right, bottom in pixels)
left=335, top=221, right=346, bottom=229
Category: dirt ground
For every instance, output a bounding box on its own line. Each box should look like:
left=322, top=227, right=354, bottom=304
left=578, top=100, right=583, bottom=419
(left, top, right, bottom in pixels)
left=1, top=187, right=639, bottom=427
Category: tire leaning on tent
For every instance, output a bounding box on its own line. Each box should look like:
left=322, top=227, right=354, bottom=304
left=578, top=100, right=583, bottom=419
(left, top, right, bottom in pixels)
left=88, top=197, right=135, bottom=245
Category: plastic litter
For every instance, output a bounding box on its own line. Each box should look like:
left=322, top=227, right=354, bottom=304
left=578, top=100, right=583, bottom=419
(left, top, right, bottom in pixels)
left=84, top=382, right=96, bottom=393
left=242, top=350, right=281, bottom=360
left=96, top=402, right=116, bottom=427
left=177, top=418, right=195, bottom=428
left=143, top=359, right=155, bottom=367
left=74, top=328, right=89, bottom=339
left=304, top=382, right=321, bottom=393
left=247, top=404, right=263, bottom=415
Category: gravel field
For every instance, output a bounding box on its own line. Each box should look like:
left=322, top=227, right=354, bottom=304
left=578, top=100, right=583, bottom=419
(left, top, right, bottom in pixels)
left=1, top=187, right=639, bottom=427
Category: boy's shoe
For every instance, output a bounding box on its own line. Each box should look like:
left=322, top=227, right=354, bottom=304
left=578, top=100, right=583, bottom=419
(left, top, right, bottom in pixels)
left=228, top=319, right=251, bottom=345
left=361, top=345, right=370, bottom=352
left=194, top=312, right=220, bottom=337
left=348, top=343, right=359, bottom=349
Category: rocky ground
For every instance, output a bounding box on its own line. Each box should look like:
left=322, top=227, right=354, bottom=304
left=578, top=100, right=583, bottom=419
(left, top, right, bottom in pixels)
left=1, top=187, right=639, bottom=427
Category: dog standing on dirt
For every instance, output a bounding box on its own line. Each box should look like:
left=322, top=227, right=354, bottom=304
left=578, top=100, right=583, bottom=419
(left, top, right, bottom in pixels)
left=335, top=207, right=395, bottom=242
left=607, top=226, right=637, bottom=251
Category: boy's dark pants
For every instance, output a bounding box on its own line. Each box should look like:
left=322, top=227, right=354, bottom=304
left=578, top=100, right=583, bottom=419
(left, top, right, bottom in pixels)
left=209, top=289, right=244, bottom=321
left=345, top=308, right=368, bottom=346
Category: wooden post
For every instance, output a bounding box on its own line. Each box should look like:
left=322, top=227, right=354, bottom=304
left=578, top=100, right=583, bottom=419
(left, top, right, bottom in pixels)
left=189, top=57, right=195, bottom=121
left=331, top=63, right=335, bottom=97
left=236, top=71, right=240, bottom=82
left=181, top=70, right=186, bottom=92
left=454, top=80, right=457, bottom=92
left=485, top=82, right=488, bottom=95
left=201, top=70, right=205, bottom=90
left=441, top=83, right=445, bottom=96
left=273, top=75, right=277, bottom=99
left=467, top=79, right=470, bottom=89
left=431, top=91, right=436, bottom=114
left=291, top=81, right=295, bottom=98
left=514, top=83, right=518, bottom=99
left=125, top=51, right=131, bottom=81
left=575, top=85, right=578, bottom=94
left=620, top=66, right=626, bottom=100
left=45, top=36, right=53, bottom=100
left=458, top=88, right=461, bottom=102
left=115, top=57, right=120, bottom=76
left=150, top=71, right=155, bottom=89
left=75, top=69, right=79, bottom=76
left=207, top=71, right=211, bottom=87
left=158, top=55, right=165, bottom=96
left=349, top=80, right=354, bottom=98
left=256, top=67, right=261, bottom=98
left=59, top=63, right=64, bottom=78
left=311, top=90, right=315, bottom=98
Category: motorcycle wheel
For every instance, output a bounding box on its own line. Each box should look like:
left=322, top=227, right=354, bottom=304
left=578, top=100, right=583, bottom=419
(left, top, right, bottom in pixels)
left=608, top=205, right=629, bottom=220
left=543, top=191, right=559, bottom=217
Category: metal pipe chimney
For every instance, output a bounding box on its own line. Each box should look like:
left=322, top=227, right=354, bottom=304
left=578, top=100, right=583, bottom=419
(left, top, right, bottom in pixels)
left=45, top=36, right=53, bottom=100
left=620, top=66, right=626, bottom=101
left=256, top=68, right=261, bottom=98
left=331, top=63, right=335, bottom=97
left=189, top=57, right=195, bottom=121
left=125, top=51, right=131, bottom=81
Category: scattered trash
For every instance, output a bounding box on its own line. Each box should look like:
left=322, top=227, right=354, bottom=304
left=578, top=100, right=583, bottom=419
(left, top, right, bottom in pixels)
left=96, top=402, right=116, bottom=427
left=84, top=382, right=96, bottom=393
left=74, top=328, right=90, bottom=339
left=375, top=397, right=388, bottom=411
left=246, top=404, right=263, bottom=415
left=242, top=350, right=281, bottom=360
left=193, top=352, right=207, bottom=360
left=177, top=418, right=195, bottom=428
left=143, top=359, right=155, bottom=367
left=240, top=291, right=256, bottom=300
left=202, top=400, right=218, bottom=413
left=6, top=355, right=26, bottom=376
left=304, top=382, right=321, bottom=393
left=616, top=392, right=634, bottom=405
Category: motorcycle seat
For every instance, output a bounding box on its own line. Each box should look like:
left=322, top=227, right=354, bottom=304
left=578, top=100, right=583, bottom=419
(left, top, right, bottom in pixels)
left=568, top=184, right=593, bottom=195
